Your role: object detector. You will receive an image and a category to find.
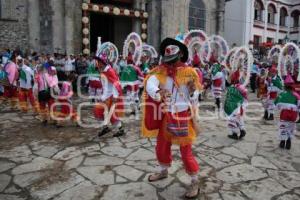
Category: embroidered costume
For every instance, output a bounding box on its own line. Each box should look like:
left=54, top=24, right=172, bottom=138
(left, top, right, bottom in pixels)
left=142, top=38, right=201, bottom=199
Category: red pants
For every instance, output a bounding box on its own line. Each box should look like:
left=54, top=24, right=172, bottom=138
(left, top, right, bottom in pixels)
left=18, top=88, right=38, bottom=112
left=94, top=97, right=124, bottom=125
left=58, top=99, right=78, bottom=121
left=126, top=85, right=139, bottom=92
left=3, top=86, right=18, bottom=108
left=156, top=127, right=199, bottom=175
left=39, top=98, right=55, bottom=120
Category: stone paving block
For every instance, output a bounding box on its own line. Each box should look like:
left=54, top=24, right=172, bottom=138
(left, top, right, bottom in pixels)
left=102, top=182, right=158, bottom=200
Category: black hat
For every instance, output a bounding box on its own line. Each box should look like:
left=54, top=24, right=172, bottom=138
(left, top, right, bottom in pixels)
left=160, top=38, right=189, bottom=63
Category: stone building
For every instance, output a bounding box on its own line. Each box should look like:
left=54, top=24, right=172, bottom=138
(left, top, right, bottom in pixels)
left=0, top=0, right=225, bottom=55
left=225, top=0, right=300, bottom=48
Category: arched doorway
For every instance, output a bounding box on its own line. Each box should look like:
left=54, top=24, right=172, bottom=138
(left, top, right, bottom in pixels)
left=188, top=0, right=206, bottom=31
left=82, top=1, right=148, bottom=55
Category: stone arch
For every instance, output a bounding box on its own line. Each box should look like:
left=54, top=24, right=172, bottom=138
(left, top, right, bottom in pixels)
left=291, top=9, right=300, bottom=27
left=267, top=2, right=277, bottom=14
left=255, top=0, right=265, bottom=10
left=188, top=0, right=206, bottom=31
left=279, top=6, right=288, bottom=26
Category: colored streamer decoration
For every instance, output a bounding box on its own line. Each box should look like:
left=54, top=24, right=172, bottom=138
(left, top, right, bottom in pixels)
left=142, top=44, right=158, bottom=59
left=98, top=42, right=119, bottom=67
left=123, top=32, right=143, bottom=65
left=278, top=42, right=300, bottom=81
left=209, top=35, right=229, bottom=65
left=184, top=30, right=211, bottom=65
left=268, top=45, right=282, bottom=63
left=225, top=47, right=238, bottom=70
left=231, top=46, right=253, bottom=87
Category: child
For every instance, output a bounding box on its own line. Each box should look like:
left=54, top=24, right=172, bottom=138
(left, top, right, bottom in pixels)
left=266, top=66, right=283, bottom=121
left=56, top=77, right=79, bottom=127
left=211, top=63, right=224, bottom=110
left=274, top=75, right=300, bottom=149
left=256, top=68, right=268, bottom=119
left=224, top=69, right=248, bottom=140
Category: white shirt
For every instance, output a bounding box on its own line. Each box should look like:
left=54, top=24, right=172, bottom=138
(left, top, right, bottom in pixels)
left=19, top=65, right=34, bottom=89
left=64, top=58, right=75, bottom=72
left=146, top=75, right=198, bottom=113
left=100, top=65, right=119, bottom=101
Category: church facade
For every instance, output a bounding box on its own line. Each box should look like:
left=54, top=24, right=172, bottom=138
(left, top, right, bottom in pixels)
left=0, top=0, right=225, bottom=55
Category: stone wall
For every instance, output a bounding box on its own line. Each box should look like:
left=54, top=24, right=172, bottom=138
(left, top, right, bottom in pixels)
left=0, top=19, right=29, bottom=51
left=0, top=0, right=29, bottom=52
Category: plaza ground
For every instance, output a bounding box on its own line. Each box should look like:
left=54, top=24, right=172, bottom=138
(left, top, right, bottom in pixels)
left=0, top=93, right=299, bottom=200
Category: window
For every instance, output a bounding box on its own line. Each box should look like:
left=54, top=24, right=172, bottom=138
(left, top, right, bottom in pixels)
left=280, top=7, right=288, bottom=26
left=189, top=0, right=206, bottom=31
left=291, top=10, right=300, bottom=27
left=0, top=0, right=2, bottom=18
left=267, top=4, right=276, bottom=24
left=267, top=37, right=273, bottom=43
left=254, top=35, right=261, bottom=48
left=254, top=0, right=264, bottom=21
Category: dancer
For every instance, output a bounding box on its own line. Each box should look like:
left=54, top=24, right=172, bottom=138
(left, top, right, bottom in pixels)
left=256, top=68, right=268, bottom=119
left=274, top=74, right=299, bottom=149
left=142, top=38, right=202, bottom=199
left=18, top=58, right=39, bottom=113
left=95, top=53, right=125, bottom=138
left=35, top=65, right=59, bottom=125
left=224, top=68, right=248, bottom=140
left=266, top=65, right=283, bottom=121
left=3, top=54, right=20, bottom=110
left=211, top=62, right=224, bottom=110
left=120, top=53, right=143, bottom=114
left=56, top=76, right=79, bottom=127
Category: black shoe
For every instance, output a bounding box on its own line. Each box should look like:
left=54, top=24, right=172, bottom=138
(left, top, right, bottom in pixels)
left=268, top=114, right=274, bottom=121
left=113, top=128, right=125, bottom=137
left=56, top=124, right=63, bottom=129
left=98, top=126, right=111, bottom=137
left=285, top=138, right=291, bottom=150
left=42, top=120, right=48, bottom=126
left=216, top=98, right=221, bottom=110
left=279, top=140, right=285, bottom=149
left=263, top=111, right=268, bottom=120
left=228, top=133, right=239, bottom=140
left=239, top=130, right=246, bottom=139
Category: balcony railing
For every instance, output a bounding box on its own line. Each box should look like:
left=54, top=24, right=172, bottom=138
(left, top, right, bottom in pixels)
left=254, top=19, right=264, bottom=27
left=279, top=25, right=289, bottom=32
left=267, top=23, right=277, bottom=30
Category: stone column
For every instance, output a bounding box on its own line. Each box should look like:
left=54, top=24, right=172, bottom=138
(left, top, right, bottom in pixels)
left=276, top=13, right=280, bottom=43
left=263, top=9, right=268, bottom=42
left=65, top=0, right=75, bottom=55
left=51, top=0, right=65, bottom=54
left=248, top=0, right=255, bottom=46
left=133, top=0, right=141, bottom=34
left=147, top=0, right=161, bottom=49
left=28, top=0, right=40, bottom=52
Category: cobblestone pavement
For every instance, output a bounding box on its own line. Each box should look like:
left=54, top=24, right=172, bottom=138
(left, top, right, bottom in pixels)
left=0, top=93, right=299, bottom=200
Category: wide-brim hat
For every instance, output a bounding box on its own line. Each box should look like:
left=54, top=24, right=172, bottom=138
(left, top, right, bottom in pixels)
left=160, top=38, right=188, bottom=63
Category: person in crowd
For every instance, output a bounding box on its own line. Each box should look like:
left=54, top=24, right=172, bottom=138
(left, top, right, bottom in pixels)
left=95, top=53, right=125, bottom=138
left=3, top=54, right=20, bottom=110
left=274, top=74, right=300, bottom=149
left=142, top=38, right=202, bottom=199
left=224, top=68, right=248, bottom=140
left=265, top=65, right=283, bottom=121
left=18, top=58, right=39, bottom=113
